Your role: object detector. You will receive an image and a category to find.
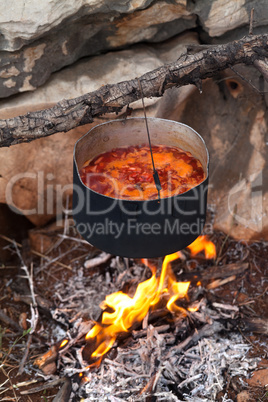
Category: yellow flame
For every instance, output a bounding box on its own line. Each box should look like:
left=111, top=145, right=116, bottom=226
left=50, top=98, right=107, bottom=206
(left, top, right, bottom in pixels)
left=187, top=301, right=200, bottom=312
left=85, top=251, right=190, bottom=360
left=60, top=339, right=68, bottom=348
left=187, top=235, right=216, bottom=259
left=84, top=236, right=216, bottom=363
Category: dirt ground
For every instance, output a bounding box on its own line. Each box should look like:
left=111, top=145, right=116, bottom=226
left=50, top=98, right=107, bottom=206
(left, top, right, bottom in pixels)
left=0, top=217, right=267, bottom=401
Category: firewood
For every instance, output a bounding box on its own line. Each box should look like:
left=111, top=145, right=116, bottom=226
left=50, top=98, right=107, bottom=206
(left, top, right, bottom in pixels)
left=240, top=317, right=268, bottom=335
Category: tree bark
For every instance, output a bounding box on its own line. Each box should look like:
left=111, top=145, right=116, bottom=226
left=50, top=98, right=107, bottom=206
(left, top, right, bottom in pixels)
left=0, top=34, right=267, bottom=148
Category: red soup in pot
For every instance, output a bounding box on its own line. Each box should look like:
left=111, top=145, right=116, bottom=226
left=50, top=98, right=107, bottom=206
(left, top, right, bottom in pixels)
left=79, top=144, right=205, bottom=200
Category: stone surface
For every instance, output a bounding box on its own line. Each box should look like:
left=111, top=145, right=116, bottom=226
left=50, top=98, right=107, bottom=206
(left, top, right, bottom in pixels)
left=1, top=32, right=267, bottom=240
left=195, top=0, right=268, bottom=38
left=28, top=222, right=67, bottom=254
left=1, top=0, right=267, bottom=98
left=0, top=0, right=195, bottom=98
left=0, top=0, right=163, bottom=51
left=0, top=33, right=198, bottom=226
left=156, top=65, right=268, bottom=241
left=246, top=368, right=268, bottom=387
left=236, top=391, right=254, bottom=402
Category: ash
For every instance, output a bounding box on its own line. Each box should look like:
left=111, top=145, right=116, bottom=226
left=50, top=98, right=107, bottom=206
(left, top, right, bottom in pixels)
left=53, top=256, right=149, bottom=322
left=51, top=256, right=259, bottom=402
left=77, top=330, right=258, bottom=402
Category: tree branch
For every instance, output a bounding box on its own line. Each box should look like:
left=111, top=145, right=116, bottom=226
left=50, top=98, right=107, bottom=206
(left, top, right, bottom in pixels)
left=0, top=34, right=267, bottom=147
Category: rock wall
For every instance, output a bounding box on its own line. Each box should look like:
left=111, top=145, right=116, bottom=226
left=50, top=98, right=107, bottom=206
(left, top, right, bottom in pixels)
left=0, top=32, right=198, bottom=226
left=0, top=0, right=267, bottom=242
left=156, top=67, right=268, bottom=240
left=0, top=0, right=267, bottom=98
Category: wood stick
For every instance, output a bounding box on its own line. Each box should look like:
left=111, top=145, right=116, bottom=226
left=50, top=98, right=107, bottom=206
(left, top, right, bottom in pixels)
left=19, top=378, right=65, bottom=395
left=178, top=262, right=248, bottom=282
left=249, top=8, right=254, bottom=35
left=0, top=234, right=72, bottom=270
left=18, top=334, right=33, bottom=375
left=0, top=34, right=267, bottom=147
left=206, top=275, right=236, bottom=290
left=52, top=377, right=72, bottom=402
left=0, top=308, right=46, bottom=344
left=168, top=321, right=224, bottom=355
left=0, top=309, right=22, bottom=332
left=241, top=317, right=268, bottom=335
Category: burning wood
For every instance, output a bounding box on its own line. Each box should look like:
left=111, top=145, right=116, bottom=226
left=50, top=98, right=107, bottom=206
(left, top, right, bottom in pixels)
left=35, top=236, right=217, bottom=372
left=187, top=235, right=216, bottom=259
left=84, top=252, right=192, bottom=363
left=80, top=235, right=215, bottom=366
left=2, top=232, right=267, bottom=401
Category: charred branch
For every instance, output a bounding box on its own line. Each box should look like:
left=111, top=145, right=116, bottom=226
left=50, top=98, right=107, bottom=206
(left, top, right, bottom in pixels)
left=0, top=34, right=267, bottom=147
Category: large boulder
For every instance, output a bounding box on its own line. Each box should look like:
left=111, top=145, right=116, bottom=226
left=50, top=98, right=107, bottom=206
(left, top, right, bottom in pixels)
left=156, top=66, right=268, bottom=240
left=0, top=32, right=198, bottom=226
left=0, top=0, right=267, bottom=242
left=195, top=0, right=268, bottom=39
left=0, top=0, right=195, bottom=98
left=0, top=0, right=267, bottom=98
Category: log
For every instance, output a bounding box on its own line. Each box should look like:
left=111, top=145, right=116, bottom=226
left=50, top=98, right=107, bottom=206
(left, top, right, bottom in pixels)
left=0, top=34, right=267, bottom=147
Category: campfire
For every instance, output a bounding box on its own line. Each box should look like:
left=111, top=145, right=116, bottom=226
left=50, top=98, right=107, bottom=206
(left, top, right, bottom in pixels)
left=18, top=231, right=264, bottom=402
left=0, top=7, right=267, bottom=400
left=70, top=236, right=215, bottom=366
left=0, top=226, right=267, bottom=401
left=39, top=236, right=215, bottom=367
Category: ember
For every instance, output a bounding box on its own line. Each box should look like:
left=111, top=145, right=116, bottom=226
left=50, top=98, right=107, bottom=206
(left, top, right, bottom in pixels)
left=85, top=251, right=191, bottom=363
left=80, top=235, right=215, bottom=364
left=2, top=230, right=266, bottom=401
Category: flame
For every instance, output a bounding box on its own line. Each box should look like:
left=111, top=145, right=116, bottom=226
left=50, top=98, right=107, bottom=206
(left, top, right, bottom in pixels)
left=187, top=235, right=216, bottom=259
left=85, top=236, right=216, bottom=364
left=85, top=251, right=190, bottom=361
left=60, top=339, right=68, bottom=348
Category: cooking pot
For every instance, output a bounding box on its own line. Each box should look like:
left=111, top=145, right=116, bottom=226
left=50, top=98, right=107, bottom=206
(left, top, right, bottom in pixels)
left=73, top=117, right=209, bottom=258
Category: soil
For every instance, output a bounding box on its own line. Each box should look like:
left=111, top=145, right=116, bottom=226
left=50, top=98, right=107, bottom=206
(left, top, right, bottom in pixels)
left=0, top=222, right=267, bottom=401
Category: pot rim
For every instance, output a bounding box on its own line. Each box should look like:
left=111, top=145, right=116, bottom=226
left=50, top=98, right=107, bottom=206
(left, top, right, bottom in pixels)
left=73, top=117, right=209, bottom=202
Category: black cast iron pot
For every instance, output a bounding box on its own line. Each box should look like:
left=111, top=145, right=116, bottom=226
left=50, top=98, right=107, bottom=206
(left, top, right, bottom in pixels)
left=73, top=117, right=209, bottom=258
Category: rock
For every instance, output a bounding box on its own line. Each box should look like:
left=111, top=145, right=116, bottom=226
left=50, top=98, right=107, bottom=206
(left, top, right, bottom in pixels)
left=1, top=0, right=267, bottom=98
left=0, top=33, right=198, bottom=226
left=246, top=368, right=268, bottom=387
left=156, top=65, right=268, bottom=241
left=1, top=31, right=267, bottom=241
left=195, top=0, right=268, bottom=38
left=236, top=390, right=253, bottom=402
left=28, top=222, right=65, bottom=254
left=258, top=359, right=268, bottom=369
left=0, top=0, right=196, bottom=98
left=0, top=124, right=91, bottom=226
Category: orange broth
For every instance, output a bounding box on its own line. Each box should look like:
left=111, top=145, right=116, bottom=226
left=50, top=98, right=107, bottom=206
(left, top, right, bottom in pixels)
left=79, top=145, right=205, bottom=200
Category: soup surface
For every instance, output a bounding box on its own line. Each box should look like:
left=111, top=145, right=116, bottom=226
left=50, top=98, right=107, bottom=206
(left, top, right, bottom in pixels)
left=79, top=145, right=205, bottom=200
